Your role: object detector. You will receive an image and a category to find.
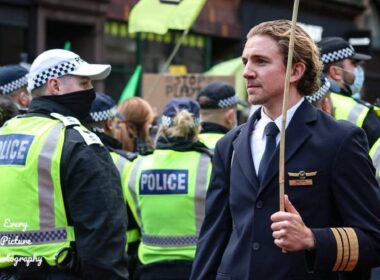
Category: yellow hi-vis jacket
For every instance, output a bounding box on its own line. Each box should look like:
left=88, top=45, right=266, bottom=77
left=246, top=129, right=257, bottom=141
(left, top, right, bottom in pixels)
left=0, top=113, right=81, bottom=267
left=125, top=149, right=212, bottom=265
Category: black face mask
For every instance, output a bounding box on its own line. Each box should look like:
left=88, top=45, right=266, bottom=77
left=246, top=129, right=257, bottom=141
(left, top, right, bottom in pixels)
left=42, top=88, right=95, bottom=121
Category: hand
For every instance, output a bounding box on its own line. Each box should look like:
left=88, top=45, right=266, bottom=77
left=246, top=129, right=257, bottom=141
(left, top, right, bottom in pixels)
left=270, top=195, right=315, bottom=251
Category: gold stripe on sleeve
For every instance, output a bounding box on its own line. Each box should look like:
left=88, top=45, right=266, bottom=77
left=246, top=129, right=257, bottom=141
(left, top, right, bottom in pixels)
left=344, top=227, right=359, bottom=271
left=331, top=228, right=343, bottom=272
left=336, top=227, right=350, bottom=271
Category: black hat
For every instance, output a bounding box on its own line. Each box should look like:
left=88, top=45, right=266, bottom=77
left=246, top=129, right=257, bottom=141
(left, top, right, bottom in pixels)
left=197, top=81, right=245, bottom=109
left=306, top=74, right=331, bottom=104
left=317, top=37, right=371, bottom=64
left=162, top=98, right=200, bottom=127
left=88, top=92, right=124, bottom=123
left=0, top=64, right=28, bottom=95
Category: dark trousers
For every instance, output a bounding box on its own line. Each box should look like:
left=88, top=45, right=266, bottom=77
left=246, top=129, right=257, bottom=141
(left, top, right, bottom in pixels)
left=0, top=267, right=81, bottom=280
left=134, top=260, right=193, bottom=280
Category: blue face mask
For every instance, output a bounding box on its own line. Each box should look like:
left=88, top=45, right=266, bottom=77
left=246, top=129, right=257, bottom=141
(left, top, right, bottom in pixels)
left=350, top=66, right=365, bottom=96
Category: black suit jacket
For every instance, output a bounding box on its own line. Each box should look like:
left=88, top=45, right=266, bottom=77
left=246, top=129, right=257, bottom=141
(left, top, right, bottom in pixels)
left=190, top=100, right=380, bottom=280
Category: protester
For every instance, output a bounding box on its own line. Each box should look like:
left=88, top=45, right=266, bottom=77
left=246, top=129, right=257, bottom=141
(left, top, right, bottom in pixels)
left=127, top=98, right=212, bottom=280
left=0, top=95, right=18, bottom=126
left=196, top=81, right=243, bottom=149
left=117, top=96, right=154, bottom=155
left=318, top=36, right=380, bottom=147
left=190, top=20, right=380, bottom=280
left=0, top=49, right=129, bottom=279
left=0, top=64, right=31, bottom=113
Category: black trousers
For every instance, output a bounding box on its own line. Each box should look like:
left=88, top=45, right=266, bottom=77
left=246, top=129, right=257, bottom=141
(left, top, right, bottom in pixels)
left=134, top=260, right=193, bottom=280
left=0, top=268, right=81, bottom=280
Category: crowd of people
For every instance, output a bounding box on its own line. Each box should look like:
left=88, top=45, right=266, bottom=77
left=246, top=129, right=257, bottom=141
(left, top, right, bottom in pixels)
left=1, top=19, right=380, bottom=280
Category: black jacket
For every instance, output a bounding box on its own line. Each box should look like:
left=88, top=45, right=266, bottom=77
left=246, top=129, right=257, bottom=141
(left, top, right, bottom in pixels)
left=200, top=122, right=230, bottom=135
left=27, top=97, right=129, bottom=279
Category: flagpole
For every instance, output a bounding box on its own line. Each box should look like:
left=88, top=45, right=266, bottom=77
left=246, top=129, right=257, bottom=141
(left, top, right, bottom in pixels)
left=279, top=0, right=300, bottom=214
left=146, top=28, right=190, bottom=98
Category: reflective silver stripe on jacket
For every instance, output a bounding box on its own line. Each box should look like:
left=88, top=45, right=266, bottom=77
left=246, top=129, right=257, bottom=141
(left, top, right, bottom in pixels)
left=128, top=156, right=145, bottom=234
left=115, top=155, right=128, bottom=175
left=128, top=153, right=210, bottom=247
left=194, top=153, right=210, bottom=235
left=0, top=228, right=67, bottom=246
left=38, top=123, right=62, bottom=230
left=347, top=103, right=366, bottom=125
left=372, top=146, right=380, bottom=184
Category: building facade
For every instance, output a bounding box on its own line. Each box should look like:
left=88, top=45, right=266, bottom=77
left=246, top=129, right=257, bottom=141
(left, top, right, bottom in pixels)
left=0, top=0, right=379, bottom=102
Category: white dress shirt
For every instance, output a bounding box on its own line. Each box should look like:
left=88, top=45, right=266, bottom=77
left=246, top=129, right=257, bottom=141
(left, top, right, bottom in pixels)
left=251, top=98, right=305, bottom=175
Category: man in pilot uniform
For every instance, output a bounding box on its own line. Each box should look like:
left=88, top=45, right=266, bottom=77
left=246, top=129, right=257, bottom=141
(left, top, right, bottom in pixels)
left=190, top=20, right=380, bottom=280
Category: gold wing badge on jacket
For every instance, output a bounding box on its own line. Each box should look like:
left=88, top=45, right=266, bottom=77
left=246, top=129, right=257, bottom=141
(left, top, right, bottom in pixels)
left=287, top=170, right=317, bottom=186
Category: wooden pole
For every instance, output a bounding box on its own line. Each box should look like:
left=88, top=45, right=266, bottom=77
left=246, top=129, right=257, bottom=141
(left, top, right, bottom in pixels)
left=279, top=0, right=300, bottom=212
left=146, top=28, right=190, bottom=98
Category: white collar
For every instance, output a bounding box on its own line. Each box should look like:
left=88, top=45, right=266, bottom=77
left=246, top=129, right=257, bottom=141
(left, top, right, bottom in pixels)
left=259, top=97, right=304, bottom=138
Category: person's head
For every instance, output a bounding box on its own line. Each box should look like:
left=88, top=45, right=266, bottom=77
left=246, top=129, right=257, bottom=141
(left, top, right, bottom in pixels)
left=0, top=64, right=31, bottom=109
left=85, top=92, right=123, bottom=138
left=117, top=97, right=154, bottom=153
left=159, top=98, right=201, bottom=141
left=317, top=37, right=371, bottom=92
left=306, top=75, right=335, bottom=117
left=0, top=95, right=19, bottom=126
left=27, top=49, right=111, bottom=120
left=197, top=81, right=245, bottom=130
left=243, top=20, right=322, bottom=117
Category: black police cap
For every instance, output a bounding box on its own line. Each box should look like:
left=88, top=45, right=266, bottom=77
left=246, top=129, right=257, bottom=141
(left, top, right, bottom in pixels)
left=197, top=81, right=245, bottom=109
left=317, top=37, right=371, bottom=65
left=0, top=64, right=28, bottom=95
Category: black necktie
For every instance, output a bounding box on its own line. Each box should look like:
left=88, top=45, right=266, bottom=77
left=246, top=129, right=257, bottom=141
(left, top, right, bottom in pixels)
left=258, top=122, right=279, bottom=184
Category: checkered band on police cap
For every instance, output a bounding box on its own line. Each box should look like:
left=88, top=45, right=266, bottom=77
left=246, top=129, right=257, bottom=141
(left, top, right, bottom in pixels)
left=161, top=115, right=173, bottom=126
left=0, top=64, right=29, bottom=95
left=30, top=61, right=77, bottom=91
left=27, top=49, right=111, bottom=92
left=0, top=74, right=28, bottom=95
left=320, top=46, right=355, bottom=64
left=162, top=98, right=200, bottom=127
left=306, top=77, right=331, bottom=104
left=317, top=37, right=371, bottom=65
left=90, top=107, right=118, bottom=123
left=218, top=95, right=240, bottom=108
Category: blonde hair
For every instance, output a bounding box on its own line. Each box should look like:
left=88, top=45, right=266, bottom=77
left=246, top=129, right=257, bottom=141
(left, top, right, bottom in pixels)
left=117, top=97, right=154, bottom=152
left=158, top=109, right=200, bottom=140
left=247, top=19, right=323, bottom=96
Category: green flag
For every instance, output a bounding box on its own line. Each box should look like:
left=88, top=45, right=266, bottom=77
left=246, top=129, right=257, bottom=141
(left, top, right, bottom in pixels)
left=129, top=0, right=207, bottom=34
left=64, top=41, right=71, bottom=51
left=118, top=65, right=142, bottom=104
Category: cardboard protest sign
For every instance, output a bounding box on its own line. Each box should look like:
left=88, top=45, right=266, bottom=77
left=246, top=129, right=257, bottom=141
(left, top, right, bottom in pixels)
left=142, top=73, right=234, bottom=114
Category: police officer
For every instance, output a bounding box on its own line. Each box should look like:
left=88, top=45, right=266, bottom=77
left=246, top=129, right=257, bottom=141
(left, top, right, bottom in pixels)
left=0, top=64, right=31, bottom=114
left=126, top=98, right=212, bottom=280
left=0, top=49, right=128, bottom=279
left=0, top=95, right=18, bottom=126
left=85, top=92, right=140, bottom=277
left=306, top=74, right=334, bottom=116
left=196, top=81, right=245, bottom=149
left=318, top=37, right=380, bottom=147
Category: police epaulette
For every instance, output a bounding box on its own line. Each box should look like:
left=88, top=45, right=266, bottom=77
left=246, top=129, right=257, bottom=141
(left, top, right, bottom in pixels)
left=73, top=126, right=103, bottom=146
left=50, top=113, right=81, bottom=127
left=115, top=149, right=138, bottom=161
